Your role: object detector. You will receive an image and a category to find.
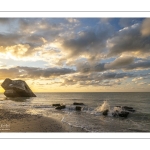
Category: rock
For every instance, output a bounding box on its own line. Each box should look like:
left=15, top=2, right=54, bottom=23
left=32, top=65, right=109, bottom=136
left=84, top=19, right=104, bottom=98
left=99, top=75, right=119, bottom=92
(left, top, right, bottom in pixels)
left=52, top=104, right=61, bottom=107
left=112, top=110, right=129, bottom=118
left=123, top=106, right=133, bottom=110
left=73, top=102, right=84, bottom=105
left=102, top=109, right=109, bottom=116
left=112, top=111, right=119, bottom=117
left=75, top=106, right=82, bottom=111
left=115, top=106, right=135, bottom=112
left=55, top=105, right=66, bottom=110
left=123, top=106, right=135, bottom=112
left=1, top=78, right=36, bottom=97
left=118, top=111, right=129, bottom=117
left=115, top=106, right=121, bottom=108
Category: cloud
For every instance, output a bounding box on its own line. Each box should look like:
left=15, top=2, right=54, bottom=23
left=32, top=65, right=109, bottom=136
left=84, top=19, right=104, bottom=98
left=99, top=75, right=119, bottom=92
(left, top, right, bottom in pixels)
left=100, top=18, right=112, bottom=23
left=0, top=18, right=12, bottom=24
left=125, top=60, right=150, bottom=70
left=0, top=18, right=82, bottom=64
left=75, top=56, right=150, bottom=74
left=0, top=18, right=150, bottom=90
left=105, top=56, right=134, bottom=69
left=0, top=33, right=21, bottom=47
left=131, top=75, right=150, bottom=86
left=132, top=77, right=143, bottom=82
left=76, top=56, right=136, bottom=73
left=75, top=59, right=105, bottom=73
left=119, top=18, right=143, bottom=27
left=104, top=57, right=150, bottom=71
left=61, top=72, right=134, bottom=86
left=61, top=79, right=76, bottom=86
left=141, top=18, right=150, bottom=36
left=66, top=18, right=79, bottom=23
left=62, top=21, right=114, bottom=59
left=138, top=82, right=147, bottom=85
left=0, top=67, right=21, bottom=79
left=0, top=18, right=65, bottom=60
left=0, top=66, right=76, bottom=80
left=107, top=23, right=150, bottom=57
left=16, top=66, right=76, bottom=78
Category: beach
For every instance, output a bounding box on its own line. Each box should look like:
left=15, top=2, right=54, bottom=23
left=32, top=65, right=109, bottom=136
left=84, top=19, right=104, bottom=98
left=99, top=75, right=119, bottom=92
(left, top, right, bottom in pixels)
left=0, top=92, right=150, bottom=132
left=0, top=109, right=86, bottom=132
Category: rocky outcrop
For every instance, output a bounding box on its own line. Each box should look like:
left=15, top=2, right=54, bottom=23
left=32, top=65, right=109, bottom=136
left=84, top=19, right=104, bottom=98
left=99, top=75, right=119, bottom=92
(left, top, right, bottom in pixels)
left=52, top=104, right=61, bottom=107
left=118, top=111, right=129, bottom=117
left=112, top=106, right=135, bottom=118
left=1, top=78, right=36, bottom=97
left=55, top=105, right=66, bottom=110
left=75, top=106, right=82, bottom=111
left=102, top=109, right=109, bottom=116
left=112, top=110, right=129, bottom=117
left=115, top=106, right=135, bottom=112
left=73, top=102, right=84, bottom=105
left=123, top=106, right=135, bottom=112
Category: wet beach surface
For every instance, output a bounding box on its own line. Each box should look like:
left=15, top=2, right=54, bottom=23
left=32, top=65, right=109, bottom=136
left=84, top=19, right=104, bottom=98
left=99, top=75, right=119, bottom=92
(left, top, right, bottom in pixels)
left=0, top=109, right=87, bottom=132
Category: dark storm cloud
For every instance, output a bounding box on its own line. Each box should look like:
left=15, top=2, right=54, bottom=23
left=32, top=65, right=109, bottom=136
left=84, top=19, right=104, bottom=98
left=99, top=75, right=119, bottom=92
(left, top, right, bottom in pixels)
left=108, top=23, right=150, bottom=57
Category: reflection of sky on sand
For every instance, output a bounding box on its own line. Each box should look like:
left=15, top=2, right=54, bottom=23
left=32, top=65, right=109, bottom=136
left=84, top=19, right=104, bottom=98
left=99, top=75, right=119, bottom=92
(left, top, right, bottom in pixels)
left=0, top=94, right=64, bottom=121
left=26, top=108, right=64, bottom=121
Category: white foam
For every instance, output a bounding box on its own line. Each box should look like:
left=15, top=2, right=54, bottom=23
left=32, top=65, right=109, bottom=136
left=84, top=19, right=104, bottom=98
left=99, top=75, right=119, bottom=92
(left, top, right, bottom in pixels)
left=96, top=100, right=110, bottom=112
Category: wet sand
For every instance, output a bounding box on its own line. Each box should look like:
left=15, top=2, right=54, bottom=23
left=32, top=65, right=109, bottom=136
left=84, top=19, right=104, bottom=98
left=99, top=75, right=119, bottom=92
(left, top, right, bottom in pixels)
left=0, top=109, right=86, bottom=132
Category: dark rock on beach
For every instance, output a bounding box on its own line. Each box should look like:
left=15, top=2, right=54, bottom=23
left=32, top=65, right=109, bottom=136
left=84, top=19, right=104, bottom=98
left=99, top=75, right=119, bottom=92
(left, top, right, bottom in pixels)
left=52, top=104, right=61, bottom=107
left=102, top=109, right=109, bottom=116
left=55, top=105, right=66, bottom=110
left=73, top=102, right=84, bottom=105
left=118, top=111, right=129, bottom=117
left=123, top=106, right=135, bottom=112
left=75, top=106, right=82, bottom=111
left=1, top=78, right=36, bottom=97
left=112, top=110, right=129, bottom=118
left=115, top=106, right=135, bottom=112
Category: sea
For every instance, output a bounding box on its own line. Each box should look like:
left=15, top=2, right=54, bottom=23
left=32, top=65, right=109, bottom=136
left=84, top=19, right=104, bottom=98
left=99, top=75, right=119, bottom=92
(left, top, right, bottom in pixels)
left=0, top=92, right=150, bottom=132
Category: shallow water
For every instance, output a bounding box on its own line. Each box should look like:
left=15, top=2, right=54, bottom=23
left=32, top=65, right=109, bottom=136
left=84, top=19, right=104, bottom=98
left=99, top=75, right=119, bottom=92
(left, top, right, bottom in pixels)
left=0, top=92, right=150, bottom=132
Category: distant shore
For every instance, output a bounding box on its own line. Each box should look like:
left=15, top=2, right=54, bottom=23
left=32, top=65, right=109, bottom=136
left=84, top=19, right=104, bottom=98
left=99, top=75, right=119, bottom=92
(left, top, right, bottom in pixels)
left=0, top=109, right=86, bottom=132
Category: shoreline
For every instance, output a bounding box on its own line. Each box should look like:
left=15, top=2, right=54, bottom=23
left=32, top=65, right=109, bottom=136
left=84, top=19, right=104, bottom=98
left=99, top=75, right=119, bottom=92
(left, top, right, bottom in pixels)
left=0, top=109, right=87, bottom=132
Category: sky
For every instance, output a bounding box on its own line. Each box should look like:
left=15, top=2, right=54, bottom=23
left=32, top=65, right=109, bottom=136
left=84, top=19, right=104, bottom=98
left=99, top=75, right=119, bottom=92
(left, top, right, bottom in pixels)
left=0, top=18, right=150, bottom=92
